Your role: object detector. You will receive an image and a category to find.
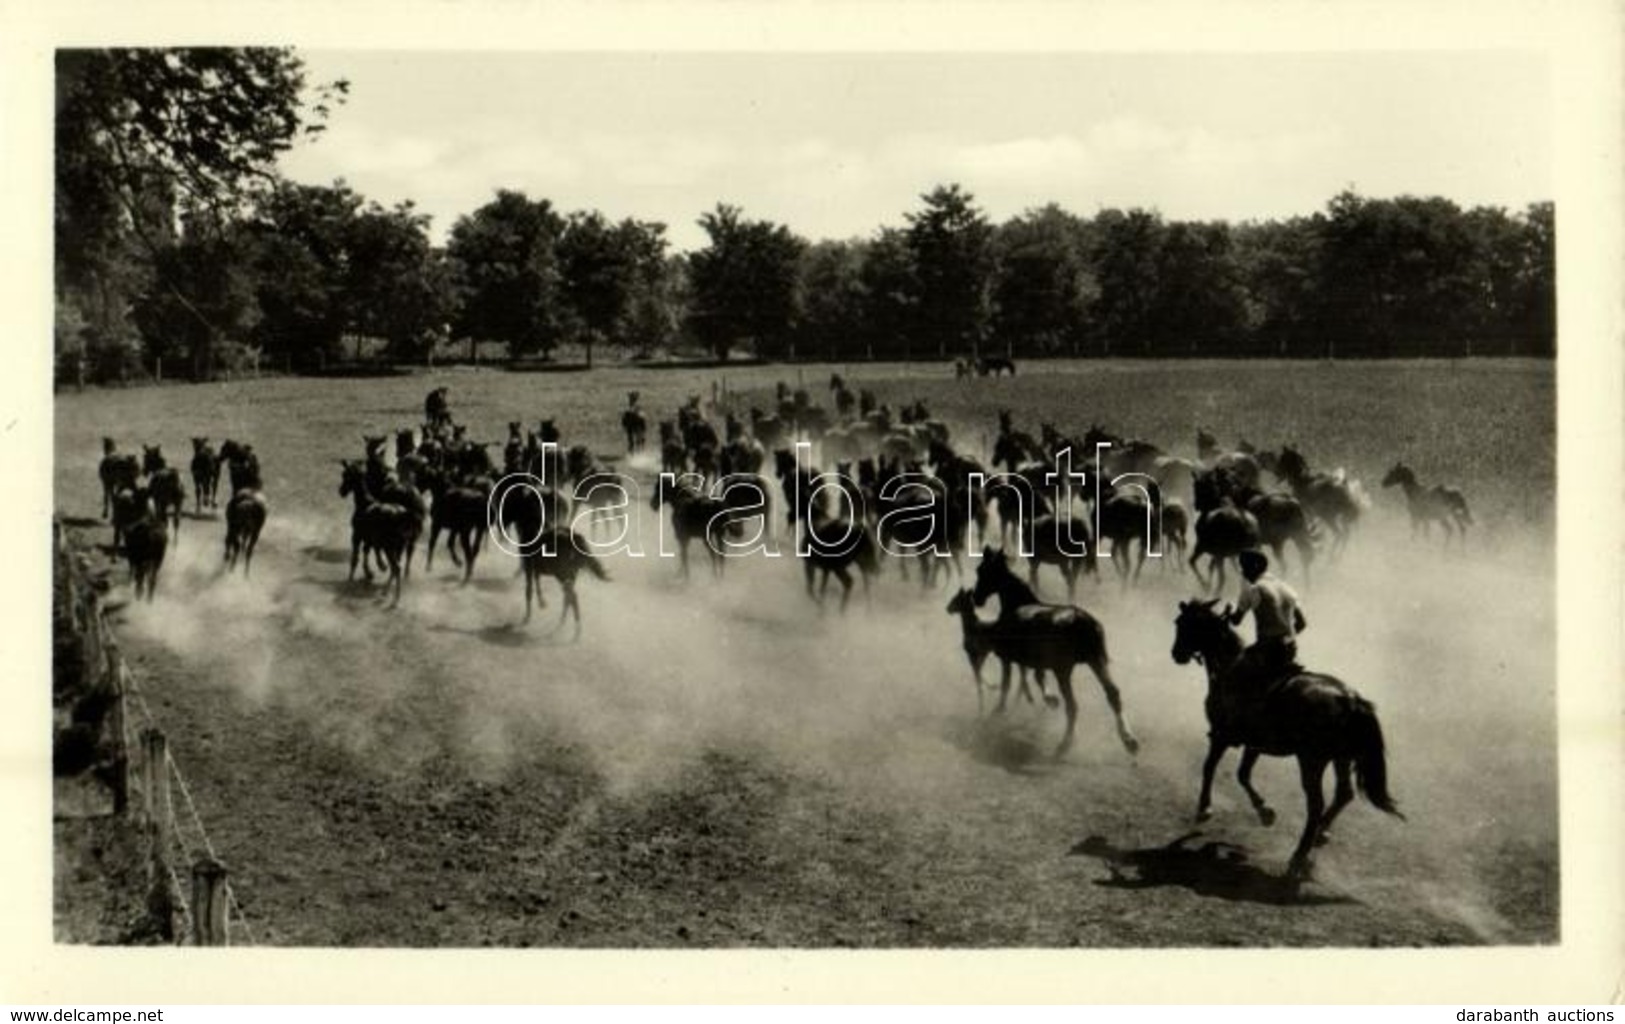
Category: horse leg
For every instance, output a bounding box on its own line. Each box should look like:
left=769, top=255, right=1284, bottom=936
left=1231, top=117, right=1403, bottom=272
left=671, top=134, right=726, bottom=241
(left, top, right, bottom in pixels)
left=995, top=659, right=1012, bottom=714
left=1237, top=747, right=1277, bottom=826
left=350, top=534, right=364, bottom=581
left=804, top=558, right=818, bottom=602
left=523, top=566, right=535, bottom=624
left=1196, top=738, right=1226, bottom=822
left=1089, top=658, right=1139, bottom=755
left=1287, top=756, right=1330, bottom=880
left=1315, top=759, right=1356, bottom=845
left=565, top=581, right=582, bottom=641
left=972, top=654, right=987, bottom=716
left=1051, top=667, right=1078, bottom=760
left=835, top=567, right=855, bottom=612
left=1188, top=544, right=1207, bottom=589
left=388, top=554, right=403, bottom=608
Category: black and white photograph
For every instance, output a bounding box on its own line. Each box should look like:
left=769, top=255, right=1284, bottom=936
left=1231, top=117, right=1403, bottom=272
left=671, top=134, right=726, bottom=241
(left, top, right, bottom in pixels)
left=11, top=0, right=1624, bottom=1004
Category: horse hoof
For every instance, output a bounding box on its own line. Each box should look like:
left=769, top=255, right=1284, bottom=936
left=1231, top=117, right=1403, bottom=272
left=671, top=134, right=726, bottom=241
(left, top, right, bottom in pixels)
left=1121, top=734, right=1141, bottom=756
left=1194, top=808, right=1213, bottom=824
left=1258, top=807, right=1277, bottom=828
left=1314, top=830, right=1331, bottom=847
left=1043, top=695, right=1061, bottom=709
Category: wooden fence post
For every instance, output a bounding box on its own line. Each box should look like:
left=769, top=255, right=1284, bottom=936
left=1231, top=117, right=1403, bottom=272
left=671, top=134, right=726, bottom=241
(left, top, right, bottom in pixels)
left=105, top=650, right=129, bottom=816
left=140, top=729, right=169, bottom=836
left=190, top=857, right=230, bottom=946
left=143, top=729, right=181, bottom=943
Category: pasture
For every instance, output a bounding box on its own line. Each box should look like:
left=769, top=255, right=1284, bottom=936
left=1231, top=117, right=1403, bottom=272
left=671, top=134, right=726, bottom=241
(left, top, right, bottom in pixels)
left=53, top=358, right=1556, bottom=947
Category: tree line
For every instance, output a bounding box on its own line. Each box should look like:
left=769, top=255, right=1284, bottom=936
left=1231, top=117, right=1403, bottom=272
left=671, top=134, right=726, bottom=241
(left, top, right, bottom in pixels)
left=56, top=49, right=1555, bottom=386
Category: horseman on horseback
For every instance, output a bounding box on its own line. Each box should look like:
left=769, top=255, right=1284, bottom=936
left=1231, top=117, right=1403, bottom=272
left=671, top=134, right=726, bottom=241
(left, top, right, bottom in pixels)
left=1224, top=549, right=1307, bottom=711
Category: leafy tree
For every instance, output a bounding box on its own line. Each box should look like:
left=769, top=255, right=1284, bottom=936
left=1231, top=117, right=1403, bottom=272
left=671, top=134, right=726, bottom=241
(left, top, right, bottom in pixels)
left=624, top=253, right=688, bottom=358
left=55, top=47, right=344, bottom=380
left=992, top=205, right=1092, bottom=357
left=246, top=180, right=365, bottom=365
left=795, top=240, right=869, bottom=361
left=905, top=184, right=996, bottom=358
left=1150, top=221, right=1248, bottom=355
left=557, top=213, right=668, bottom=366
left=1232, top=216, right=1324, bottom=356
left=687, top=205, right=806, bottom=360
left=859, top=228, right=919, bottom=360
left=1514, top=202, right=1555, bottom=355
left=446, top=190, right=568, bottom=359
left=131, top=227, right=261, bottom=379
left=346, top=201, right=459, bottom=361
left=1088, top=209, right=1164, bottom=356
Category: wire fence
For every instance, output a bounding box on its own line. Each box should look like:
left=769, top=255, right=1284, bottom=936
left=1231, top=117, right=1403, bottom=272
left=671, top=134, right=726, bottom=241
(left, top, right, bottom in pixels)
left=55, top=518, right=259, bottom=946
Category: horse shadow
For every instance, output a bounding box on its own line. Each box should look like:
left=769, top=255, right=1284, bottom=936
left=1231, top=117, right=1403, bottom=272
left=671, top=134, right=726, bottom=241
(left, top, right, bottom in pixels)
left=299, top=545, right=351, bottom=565
left=288, top=574, right=396, bottom=606
left=945, top=715, right=1061, bottom=777
left=425, top=622, right=572, bottom=648
left=1069, top=832, right=1354, bottom=907
left=59, top=516, right=103, bottom=529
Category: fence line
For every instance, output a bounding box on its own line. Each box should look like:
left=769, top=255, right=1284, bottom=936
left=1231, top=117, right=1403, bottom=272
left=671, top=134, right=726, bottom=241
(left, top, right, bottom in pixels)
left=54, top=518, right=258, bottom=945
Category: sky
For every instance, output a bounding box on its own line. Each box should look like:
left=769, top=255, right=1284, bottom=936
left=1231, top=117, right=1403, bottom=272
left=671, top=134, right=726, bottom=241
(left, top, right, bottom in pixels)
left=275, top=50, right=1552, bottom=254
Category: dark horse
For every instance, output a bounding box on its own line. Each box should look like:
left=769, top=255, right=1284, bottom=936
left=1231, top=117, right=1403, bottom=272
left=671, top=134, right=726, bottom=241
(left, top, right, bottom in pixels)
left=338, top=461, right=416, bottom=607
left=971, top=547, right=1139, bottom=759
left=141, top=446, right=187, bottom=539
left=116, top=487, right=168, bottom=602
left=1170, top=599, right=1403, bottom=879
left=223, top=488, right=267, bottom=576
left=977, top=355, right=1017, bottom=377
left=519, top=526, right=610, bottom=638
left=1381, top=462, right=1473, bottom=549
left=99, top=438, right=139, bottom=523
left=191, top=438, right=222, bottom=512
left=622, top=392, right=649, bottom=453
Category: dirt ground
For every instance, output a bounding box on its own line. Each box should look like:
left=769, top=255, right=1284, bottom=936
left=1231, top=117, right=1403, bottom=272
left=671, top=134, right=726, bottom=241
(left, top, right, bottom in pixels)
left=52, top=359, right=1557, bottom=947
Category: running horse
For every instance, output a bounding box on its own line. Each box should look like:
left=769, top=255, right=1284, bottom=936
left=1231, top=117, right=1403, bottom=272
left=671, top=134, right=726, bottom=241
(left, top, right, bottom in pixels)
left=1170, top=599, right=1403, bottom=880
left=519, top=526, right=609, bottom=638
left=971, top=547, right=1139, bottom=759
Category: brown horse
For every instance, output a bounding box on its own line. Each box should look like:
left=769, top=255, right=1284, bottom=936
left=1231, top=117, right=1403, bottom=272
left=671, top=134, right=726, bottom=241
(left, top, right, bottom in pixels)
left=338, top=461, right=415, bottom=607
left=223, top=488, right=267, bottom=576
left=190, top=438, right=222, bottom=512
left=971, top=547, right=1138, bottom=759
left=947, top=589, right=1045, bottom=714
left=99, top=438, right=139, bottom=523
left=141, top=446, right=187, bottom=539
left=1171, top=599, right=1403, bottom=880
left=116, top=487, right=167, bottom=602
left=1382, top=462, right=1473, bottom=548
left=520, top=526, right=609, bottom=637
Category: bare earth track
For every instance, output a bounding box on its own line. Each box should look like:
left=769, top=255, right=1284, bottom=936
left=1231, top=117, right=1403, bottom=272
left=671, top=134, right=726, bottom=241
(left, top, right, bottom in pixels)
left=54, top=359, right=1556, bottom=947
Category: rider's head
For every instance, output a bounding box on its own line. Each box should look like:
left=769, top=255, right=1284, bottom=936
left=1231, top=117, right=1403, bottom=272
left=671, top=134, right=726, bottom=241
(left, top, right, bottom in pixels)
left=1239, top=549, right=1269, bottom=581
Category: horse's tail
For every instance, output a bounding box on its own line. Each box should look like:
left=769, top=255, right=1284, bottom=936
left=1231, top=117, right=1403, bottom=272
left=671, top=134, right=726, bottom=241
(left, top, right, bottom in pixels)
left=1448, top=490, right=1474, bottom=525
left=581, top=550, right=610, bottom=582
left=1351, top=699, right=1404, bottom=820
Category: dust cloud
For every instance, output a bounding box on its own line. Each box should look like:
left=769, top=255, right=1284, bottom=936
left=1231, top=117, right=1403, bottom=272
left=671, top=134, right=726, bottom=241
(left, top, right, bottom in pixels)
left=106, top=467, right=1555, bottom=944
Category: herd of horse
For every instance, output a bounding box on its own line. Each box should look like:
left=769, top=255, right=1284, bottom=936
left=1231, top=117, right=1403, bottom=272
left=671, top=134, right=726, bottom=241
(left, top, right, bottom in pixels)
left=86, top=371, right=1477, bottom=882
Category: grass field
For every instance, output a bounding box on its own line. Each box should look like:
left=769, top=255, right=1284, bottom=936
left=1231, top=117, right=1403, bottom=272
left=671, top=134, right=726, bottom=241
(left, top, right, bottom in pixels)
left=53, top=358, right=1556, bottom=947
